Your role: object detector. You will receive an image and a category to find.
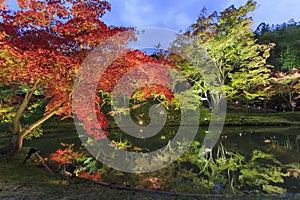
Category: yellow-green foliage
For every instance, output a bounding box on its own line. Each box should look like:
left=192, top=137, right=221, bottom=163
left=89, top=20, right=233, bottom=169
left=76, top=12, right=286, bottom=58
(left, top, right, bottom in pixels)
left=176, top=143, right=289, bottom=194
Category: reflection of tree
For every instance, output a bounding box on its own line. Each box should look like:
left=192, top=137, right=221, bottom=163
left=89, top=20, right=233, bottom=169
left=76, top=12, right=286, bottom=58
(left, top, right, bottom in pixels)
left=296, top=135, right=300, bottom=150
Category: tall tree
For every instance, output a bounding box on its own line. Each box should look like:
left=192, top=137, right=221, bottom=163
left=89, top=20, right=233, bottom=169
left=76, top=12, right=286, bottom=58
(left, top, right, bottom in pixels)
left=0, top=0, right=175, bottom=159
left=185, top=0, right=274, bottom=106
left=0, top=0, right=126, bottom=158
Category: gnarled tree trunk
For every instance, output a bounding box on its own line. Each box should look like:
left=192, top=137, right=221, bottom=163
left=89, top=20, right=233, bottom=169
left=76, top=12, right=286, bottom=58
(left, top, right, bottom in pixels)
left=0, top=81, right=61, bottom=160
left=0, top=107, right=61, bottom=160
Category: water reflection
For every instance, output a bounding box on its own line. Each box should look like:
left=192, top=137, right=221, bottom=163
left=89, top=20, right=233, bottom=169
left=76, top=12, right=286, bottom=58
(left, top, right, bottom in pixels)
left=220, top=127, right=300, bottom=164
left=23, top=125, right=300, bottom=193
left=106, top=125, right=300, bottom=164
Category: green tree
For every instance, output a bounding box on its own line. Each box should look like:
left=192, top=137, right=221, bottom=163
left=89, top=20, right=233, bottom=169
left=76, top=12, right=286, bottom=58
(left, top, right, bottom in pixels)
left=270, top=69, right=300, bottom=111
left=255, top=21, right=300, bottom=71
left=185, top=0, right=274, bottom=107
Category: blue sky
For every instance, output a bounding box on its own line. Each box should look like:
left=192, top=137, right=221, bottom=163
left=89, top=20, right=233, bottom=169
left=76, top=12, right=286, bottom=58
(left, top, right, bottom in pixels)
left=6, top=0, right=300, bottom=31
left=102, top=0, right=300, bottom=31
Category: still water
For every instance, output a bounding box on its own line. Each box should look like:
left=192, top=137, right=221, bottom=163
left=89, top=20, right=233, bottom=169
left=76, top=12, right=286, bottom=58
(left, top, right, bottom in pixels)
left=24, top=125, right=300, bottom=165
left=23, top=125, right=300, bottom=193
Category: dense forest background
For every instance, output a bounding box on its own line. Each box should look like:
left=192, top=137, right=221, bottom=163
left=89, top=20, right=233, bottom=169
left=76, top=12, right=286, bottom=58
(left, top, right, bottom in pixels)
left=255, top=20, right=300, bottom=72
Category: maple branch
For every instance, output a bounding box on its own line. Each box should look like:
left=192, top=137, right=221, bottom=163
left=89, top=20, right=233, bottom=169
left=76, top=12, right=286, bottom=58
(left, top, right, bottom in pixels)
left=13, top=80, right=40, bottom=134
left=18, top=107, right=63, bottom=149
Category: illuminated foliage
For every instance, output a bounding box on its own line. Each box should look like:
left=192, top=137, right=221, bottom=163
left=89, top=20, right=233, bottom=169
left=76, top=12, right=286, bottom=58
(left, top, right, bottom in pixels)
left=77, top=170, right=101, bottom=182
left=269, top=68, right=300, bottom=111
left=186, top=0, right=274, bottom=106
left=50, top=143, right=83, bottom=165
left=0, top=0, right=176, bottom=157
left=0, top=0, right=122, bottom=155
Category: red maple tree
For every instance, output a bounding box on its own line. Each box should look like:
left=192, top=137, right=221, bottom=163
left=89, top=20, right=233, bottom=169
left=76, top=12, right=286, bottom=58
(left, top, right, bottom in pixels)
left=73, top=46, right=176, bottom=140
left=0, top=0, right=125, bottom=157
left=0, top=0, right=175, bottom=158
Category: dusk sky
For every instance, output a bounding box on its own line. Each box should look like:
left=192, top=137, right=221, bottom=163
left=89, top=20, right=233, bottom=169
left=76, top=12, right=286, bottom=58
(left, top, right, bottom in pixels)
left=6, top=0, right=300, bottom=31
left=101, top=0, right=300, bottom=31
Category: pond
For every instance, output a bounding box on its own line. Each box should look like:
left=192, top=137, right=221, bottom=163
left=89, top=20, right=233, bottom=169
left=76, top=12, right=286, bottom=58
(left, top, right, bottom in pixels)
left=221, top=126, right=300, bottom=163
left=23, top=125, right=300, bottom=194
left=23, top=125, right=300, bottom=161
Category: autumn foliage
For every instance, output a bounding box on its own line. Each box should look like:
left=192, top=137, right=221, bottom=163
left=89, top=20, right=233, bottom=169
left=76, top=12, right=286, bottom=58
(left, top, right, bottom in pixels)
left=50, top=143, right=101, bottom=181
left=73, top=47, right=176, bottom=140
left=0, top=0, right=176, bottom=154
left=0, top=0, right=124, bottom=117
left=77, top=170, right=101, bottom=182
left=50, top=143, right=83, bottom=165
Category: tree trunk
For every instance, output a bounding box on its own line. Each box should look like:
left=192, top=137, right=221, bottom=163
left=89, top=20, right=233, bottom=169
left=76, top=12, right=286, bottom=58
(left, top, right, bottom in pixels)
left=0, top=137, right=18, bottom=160
left=289, top=94, right=295, bottom=112
left=245, top=99, right=249, bottom=113
left=13, top=81, right=39, bottom=135
left=263, top=100, right=267, bottom=113
left=0, top=107, right=61, bottom=160
left=0, top=84, right=36, bottom=160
